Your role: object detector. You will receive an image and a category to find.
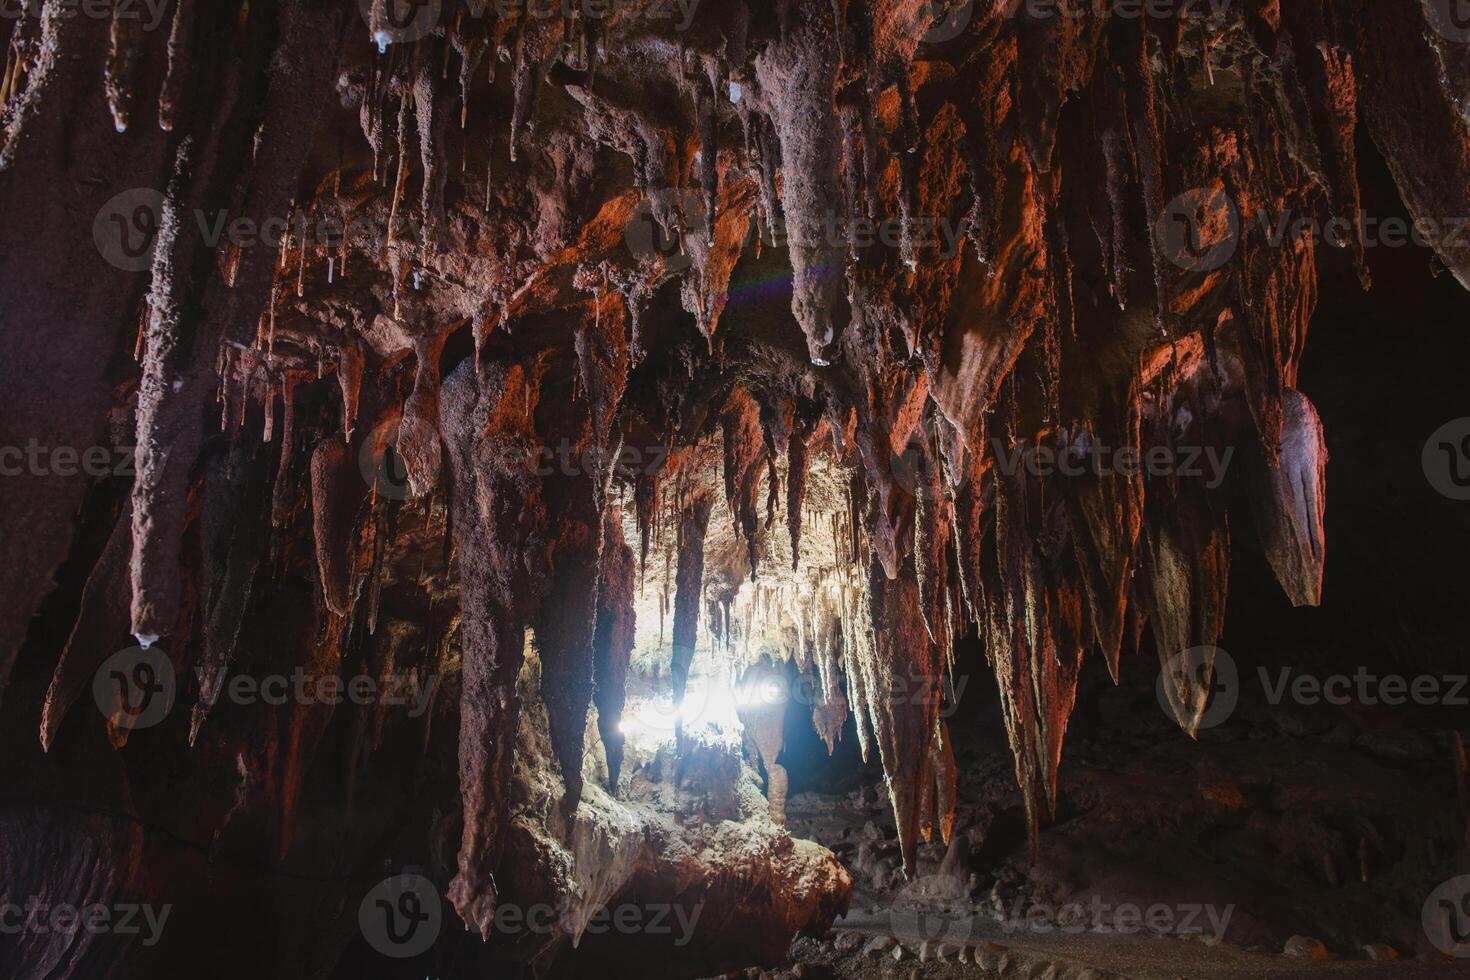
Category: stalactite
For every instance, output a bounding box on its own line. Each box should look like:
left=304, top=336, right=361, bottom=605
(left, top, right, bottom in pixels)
left=1122, top=18, right=1170, bottom=334
left=593, top=506, right=636, bottom=791
left=533, top=396, right=607, bottom=812
left=13, top=4, right=1470, bottom=970
left=509, top=19, right=554, bottom=164
left=190, top=438, right=270, bottom=744
left=722, top=391, right=765, bottom=579
left=130, top=140, right=196, bottom=647
left=861, top=561, right=944, bottom=875
left=787, top=417, right=814, bottom=569
left=1060, top=424, right=1142, bottom=683
left=753, top=2, right=845, bottom=364
left=671, top=491, right=714, bottom=715
left=1139, top=482, right=1231, bottom=739
left=980, top=453, right=1085, bottom=853
left=414, top=62, right=451, bottom=243
left=104, top=0, right=142, bottom=132
left=271, top=378, right=298, bottom=529
left=157, top=0, right=195, bottom=132
left=696, top=71, right=719, bottom=234
left=129, top=0, right=347, bottom=647
left=310, top=438, right=358, bottom=617
left=395, top=330, right=446, bottom=499
left=39, top=506, right=133, bottom=752
left=1246, top=389, right=1327, bottom=607
left=441, top=361, right=546, bottom=937
left=331, top=341, right=362, bottom=440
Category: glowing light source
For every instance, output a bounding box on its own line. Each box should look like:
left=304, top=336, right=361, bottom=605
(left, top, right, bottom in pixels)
left=617, top=674, right=744, bottom=752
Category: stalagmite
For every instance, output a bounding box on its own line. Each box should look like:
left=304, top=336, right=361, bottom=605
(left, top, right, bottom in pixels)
left=738, top=657, right=789, bottom=825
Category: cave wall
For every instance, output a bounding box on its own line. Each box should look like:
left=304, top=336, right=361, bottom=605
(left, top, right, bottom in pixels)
left=3, top=0, right=1470, bottom=976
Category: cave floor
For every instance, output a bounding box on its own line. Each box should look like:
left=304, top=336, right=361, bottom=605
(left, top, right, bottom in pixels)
left=815, top=918, right=1464, bottom=979
left=746, top=675, right=1470, bottom=980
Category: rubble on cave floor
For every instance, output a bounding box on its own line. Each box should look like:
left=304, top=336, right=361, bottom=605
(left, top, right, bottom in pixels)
left=755, top=672, right=1470, bottom=980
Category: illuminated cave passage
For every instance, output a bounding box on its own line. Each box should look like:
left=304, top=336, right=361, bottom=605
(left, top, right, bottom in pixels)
left=3, top=2, right=1470, bottom=978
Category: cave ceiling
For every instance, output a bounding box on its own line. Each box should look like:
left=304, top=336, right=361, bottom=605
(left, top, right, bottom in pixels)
left=2, top=0, right=1470, bottom=975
